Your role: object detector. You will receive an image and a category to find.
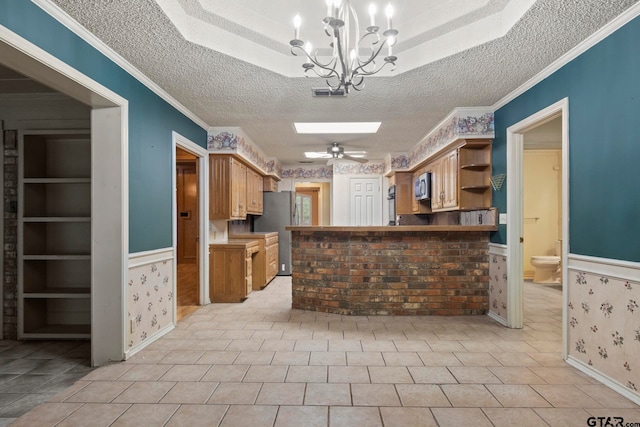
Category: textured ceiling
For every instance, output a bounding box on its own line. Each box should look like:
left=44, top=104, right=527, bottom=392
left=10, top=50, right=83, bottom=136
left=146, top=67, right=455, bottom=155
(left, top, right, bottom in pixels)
left=48, top=0, right=638, bottom=165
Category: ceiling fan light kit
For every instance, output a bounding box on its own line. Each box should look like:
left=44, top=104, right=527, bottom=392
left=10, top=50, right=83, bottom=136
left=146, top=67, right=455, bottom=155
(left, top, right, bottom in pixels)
left=290, top=0, right=398, bottom=94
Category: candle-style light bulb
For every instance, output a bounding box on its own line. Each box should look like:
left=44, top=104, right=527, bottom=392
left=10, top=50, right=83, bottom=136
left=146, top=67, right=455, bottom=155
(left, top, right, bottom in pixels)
left=293, top=14, right=301, bottom=40
left=368, top=4, right=377, bottom=27
left=325, top=0, right=333, bottom=17
left=387, top=35, right=395, bottom=56
left=333, top=0, right=342, bottom=16
left=305, top=41, right=313, bottom=55
left=385, top=3, right=393, bottom=30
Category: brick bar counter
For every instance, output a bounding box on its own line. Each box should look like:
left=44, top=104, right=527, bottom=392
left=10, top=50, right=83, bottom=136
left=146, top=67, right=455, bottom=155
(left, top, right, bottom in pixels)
left=286, top=226, right=497, bottom=316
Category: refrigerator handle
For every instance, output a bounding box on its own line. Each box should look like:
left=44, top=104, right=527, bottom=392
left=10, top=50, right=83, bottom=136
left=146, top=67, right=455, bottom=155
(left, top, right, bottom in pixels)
left=292, top=196, right=298, bottom=225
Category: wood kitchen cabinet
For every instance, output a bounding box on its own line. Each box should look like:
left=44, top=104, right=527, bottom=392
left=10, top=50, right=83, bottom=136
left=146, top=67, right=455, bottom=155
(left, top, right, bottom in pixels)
left=263, top=176, right=278, bottom=192
left=431, top=139, right=492, bottom=211
left=209, top=239, right=259, bottom=302
left=210, top=155, right=246, bottom=220
left=457, top=139, right=492, bottom=210
left=394, top=172, right=413, bottom=215
left=210, top=154, right=268, bottom=219
left=246, top=168, right=263, bottom=215
left=229, top=232, right=278, bottom=289
left=431, top=149, right=459, bottom=211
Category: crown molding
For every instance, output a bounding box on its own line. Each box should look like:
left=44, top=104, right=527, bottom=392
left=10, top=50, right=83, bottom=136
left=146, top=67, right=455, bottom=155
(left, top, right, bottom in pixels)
left=492, top=3, right=640, bottom=111
left=33, top=0, right=209, bottom=130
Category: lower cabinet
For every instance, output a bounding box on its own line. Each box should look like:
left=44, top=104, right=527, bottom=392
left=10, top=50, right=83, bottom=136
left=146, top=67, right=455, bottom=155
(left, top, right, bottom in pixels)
left=229, top=232, right=279, bottom=290
left=209, top=240, right=259, bottom=302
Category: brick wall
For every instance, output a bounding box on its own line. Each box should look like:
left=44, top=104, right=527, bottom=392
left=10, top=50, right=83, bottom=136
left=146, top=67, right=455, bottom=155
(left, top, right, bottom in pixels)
left=3, top=130, right=18, bottom=338
left=291, top=230, right=490, bottom=316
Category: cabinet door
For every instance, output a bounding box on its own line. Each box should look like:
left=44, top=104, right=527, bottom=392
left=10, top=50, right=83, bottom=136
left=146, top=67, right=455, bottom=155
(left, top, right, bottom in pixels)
left=209, top=155, right=232, bottom=220
left=230, top=160, right=247, bottom=219
left=430, top=159, right=443, bottom=210
left=442, top=150, right=459, bottom=209
left=210, top=247, right=246, bottom=302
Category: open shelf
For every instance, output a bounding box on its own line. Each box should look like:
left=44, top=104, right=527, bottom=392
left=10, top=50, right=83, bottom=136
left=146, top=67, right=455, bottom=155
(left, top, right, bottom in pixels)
left=19, top=130, right=92, bottom=340
left=460, top=163, right=490, bottom=170
left=22, top=298, right=91, bottom=337
left=461, top=185, right=491, bottom=190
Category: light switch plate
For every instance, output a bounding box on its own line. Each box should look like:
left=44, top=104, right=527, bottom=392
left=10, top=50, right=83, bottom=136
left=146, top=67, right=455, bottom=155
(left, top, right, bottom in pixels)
left=499, top=213, right=507, bottom=225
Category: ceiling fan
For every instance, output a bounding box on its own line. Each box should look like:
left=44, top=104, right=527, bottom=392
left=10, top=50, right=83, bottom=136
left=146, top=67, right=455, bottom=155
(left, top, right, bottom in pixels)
left=325, top=142, right=368, bottom=164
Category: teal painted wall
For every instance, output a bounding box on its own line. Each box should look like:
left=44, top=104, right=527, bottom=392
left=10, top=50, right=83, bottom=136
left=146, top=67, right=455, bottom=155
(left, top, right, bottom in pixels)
left=492, top=15, right=640, bottom=262
left=0, top=1, right=207, bottom=253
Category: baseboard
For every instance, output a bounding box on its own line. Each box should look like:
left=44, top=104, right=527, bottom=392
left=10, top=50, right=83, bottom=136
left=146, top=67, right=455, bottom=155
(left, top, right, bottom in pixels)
left=124, top=322, right=175, bottom=360
left=566, top=356, right=640, bottom=405
left=487, top=310, right=508, bottom=326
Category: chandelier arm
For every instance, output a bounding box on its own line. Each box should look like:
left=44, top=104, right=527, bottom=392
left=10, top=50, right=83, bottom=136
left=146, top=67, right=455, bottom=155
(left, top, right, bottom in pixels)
left=354, top=59, right=396, bottom=78
left=291, top=45, right=342, bottom=80
left=291, top=45, right=336, bottom=70
left=353, top=38, right=389, bottom=74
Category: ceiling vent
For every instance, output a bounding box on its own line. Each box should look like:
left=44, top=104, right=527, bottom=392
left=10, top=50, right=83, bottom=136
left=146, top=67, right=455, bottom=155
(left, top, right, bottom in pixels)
left=312, top=87, right=347, bottom=97
left=299, top=160, right=314, bottom=164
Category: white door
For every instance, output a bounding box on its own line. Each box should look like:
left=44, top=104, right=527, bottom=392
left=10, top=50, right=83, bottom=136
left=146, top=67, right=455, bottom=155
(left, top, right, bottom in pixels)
left=349, top=178, right=382, bottom=226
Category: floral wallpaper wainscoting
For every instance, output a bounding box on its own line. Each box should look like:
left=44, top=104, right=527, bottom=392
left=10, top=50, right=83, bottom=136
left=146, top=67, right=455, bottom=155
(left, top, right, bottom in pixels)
left=568, top=268, right=640, bottom=399
left=127, top=249, right=175, bottom=352
left=488, top=244, right=508, bottom=324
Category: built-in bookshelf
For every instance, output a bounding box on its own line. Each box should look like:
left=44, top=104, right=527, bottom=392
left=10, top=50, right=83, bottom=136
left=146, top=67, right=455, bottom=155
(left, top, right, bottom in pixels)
left=18, top=130, right=91, bottom=339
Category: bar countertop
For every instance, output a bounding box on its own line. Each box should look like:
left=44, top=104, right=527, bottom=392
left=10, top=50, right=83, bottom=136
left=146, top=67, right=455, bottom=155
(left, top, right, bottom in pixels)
left=285, top=225, right=497, bottom=232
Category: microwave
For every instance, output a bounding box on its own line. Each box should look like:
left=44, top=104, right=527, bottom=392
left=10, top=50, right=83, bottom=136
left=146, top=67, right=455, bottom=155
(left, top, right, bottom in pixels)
left=414, top=172, right=431, bottom=200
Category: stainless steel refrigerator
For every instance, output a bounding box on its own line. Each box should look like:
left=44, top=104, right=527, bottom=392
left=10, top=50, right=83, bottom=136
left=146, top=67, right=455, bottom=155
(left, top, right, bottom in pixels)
left=253, top=191, right=300, bottom=275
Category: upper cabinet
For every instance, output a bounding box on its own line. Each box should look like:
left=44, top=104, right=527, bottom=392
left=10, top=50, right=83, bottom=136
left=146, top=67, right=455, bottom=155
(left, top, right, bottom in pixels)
left=209, top=154, right=264, bottom=220
left=210, top=155, right=246, bottom=220
left=456, top=139, right=492, bottom=210
left=246, top=168, right=263, bottom=215
left=395, top=138, right=492, bottom=214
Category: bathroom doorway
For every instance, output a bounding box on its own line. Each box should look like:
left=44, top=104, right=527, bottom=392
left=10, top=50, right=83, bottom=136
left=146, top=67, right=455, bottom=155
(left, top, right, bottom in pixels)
left=522, top=116, right=563, bottom=345
left=506, top=98, right=569, bottom=358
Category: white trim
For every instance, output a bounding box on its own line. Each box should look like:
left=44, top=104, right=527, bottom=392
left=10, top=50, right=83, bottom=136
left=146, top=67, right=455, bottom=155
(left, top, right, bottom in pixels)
left=505, top=98, right=569, bottom=362
left=172, top=132, right=210, bottom=321
left=487, top=311, right=508, bottom=327
left=493, top=3, right=640, bottom=111
left=566, top=356, right=640, bottom=406
left=568, top=255, right=640, bottom=283
left=0, top=26, right=127, bottom=108
left=1, top=23, right=129, bottom=366
left=488, top=243, right=507, bottom=256
left=124, top=323, right=175, bottom=360
left=33, top=0, right=208, bottom=130
left=128, top=247, right=174, bottom=268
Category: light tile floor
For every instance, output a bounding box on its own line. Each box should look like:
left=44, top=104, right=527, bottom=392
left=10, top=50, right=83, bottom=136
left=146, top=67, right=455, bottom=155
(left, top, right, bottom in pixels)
left=6, top=278, right=640, bottom=426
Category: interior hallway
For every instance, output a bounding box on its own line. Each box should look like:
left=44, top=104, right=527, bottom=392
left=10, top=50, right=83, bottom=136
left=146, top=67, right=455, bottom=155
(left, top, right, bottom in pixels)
left=6, top=278, right=640, bottom=426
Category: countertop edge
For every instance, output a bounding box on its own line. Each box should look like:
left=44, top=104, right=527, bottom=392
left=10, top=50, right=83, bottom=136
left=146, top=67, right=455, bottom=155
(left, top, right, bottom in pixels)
left=285, top=225, right=498, bottom=232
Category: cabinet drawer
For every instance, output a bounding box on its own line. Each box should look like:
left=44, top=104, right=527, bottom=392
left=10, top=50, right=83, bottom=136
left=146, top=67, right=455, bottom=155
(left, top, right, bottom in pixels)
left=267, top=246, right=278, bottom=263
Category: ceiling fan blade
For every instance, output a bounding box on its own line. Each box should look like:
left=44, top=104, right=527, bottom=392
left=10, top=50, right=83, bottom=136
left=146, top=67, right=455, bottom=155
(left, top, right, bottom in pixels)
left=341, top=154, right=368, bottom=163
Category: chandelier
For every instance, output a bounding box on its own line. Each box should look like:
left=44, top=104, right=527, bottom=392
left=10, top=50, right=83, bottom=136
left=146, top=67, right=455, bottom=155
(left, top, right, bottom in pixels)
left=290, top=0, right=398, bottom=93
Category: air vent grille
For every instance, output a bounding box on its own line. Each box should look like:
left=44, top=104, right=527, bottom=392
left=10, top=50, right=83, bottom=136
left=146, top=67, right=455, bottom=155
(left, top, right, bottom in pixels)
left=312, top=87, right=347, bottom=97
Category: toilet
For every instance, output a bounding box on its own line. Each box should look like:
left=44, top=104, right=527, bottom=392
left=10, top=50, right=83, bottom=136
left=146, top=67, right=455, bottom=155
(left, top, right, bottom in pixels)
left=530, top=240, right=562, bottom=283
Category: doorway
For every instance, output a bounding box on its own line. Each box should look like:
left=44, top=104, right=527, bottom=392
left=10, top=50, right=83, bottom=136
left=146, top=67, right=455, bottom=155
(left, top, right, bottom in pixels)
left=294, top=182, right=331, bottom=225
left=176, top=148, right=199, bottom=320
left=522, top=116, right=563, bottom=345
left=295, top=186, right=319, bottom=225
left=172, top=132, right=209, bottom=322
left=506, top=98, right=569, bottom=358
